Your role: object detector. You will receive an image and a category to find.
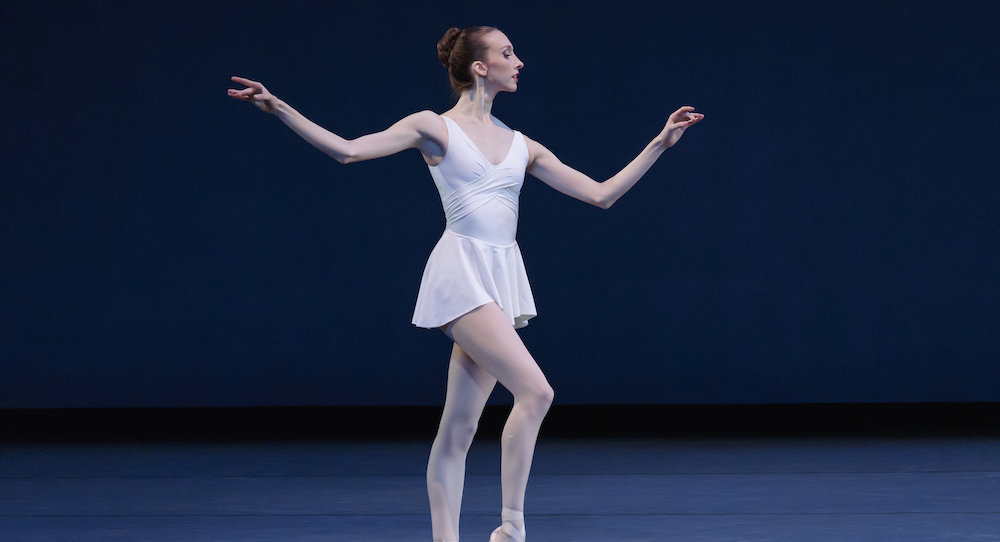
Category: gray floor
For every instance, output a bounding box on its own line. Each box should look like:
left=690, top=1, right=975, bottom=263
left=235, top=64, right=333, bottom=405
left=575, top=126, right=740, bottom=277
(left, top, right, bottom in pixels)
left=2, top=436, right=998, bottom=541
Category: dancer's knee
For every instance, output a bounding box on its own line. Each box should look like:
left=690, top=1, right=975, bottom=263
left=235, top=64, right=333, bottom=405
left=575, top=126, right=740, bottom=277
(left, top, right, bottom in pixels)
left=519, top=383, right=554, bottom=420
left=437, top=416, right=479, bottom=453
left=538, top=384, right=555, bottom=414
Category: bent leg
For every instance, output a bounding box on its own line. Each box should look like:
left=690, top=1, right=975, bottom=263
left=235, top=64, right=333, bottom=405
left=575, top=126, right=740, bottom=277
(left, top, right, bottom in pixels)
left=428, top=343, right=497, bottom=541
left=445, top=303, right=554, bottom=533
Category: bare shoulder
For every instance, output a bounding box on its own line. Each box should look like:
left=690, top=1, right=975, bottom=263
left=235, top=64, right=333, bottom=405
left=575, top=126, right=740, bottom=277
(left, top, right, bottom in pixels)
left=404, top=110, right=446, bottom=133
left=401, top=110, right=447, bottom=150
left=520, top=133, right=556, bottom=165
left=521, top=132, right=547, bottom=150
left=400, top=110, right=446, bottom=165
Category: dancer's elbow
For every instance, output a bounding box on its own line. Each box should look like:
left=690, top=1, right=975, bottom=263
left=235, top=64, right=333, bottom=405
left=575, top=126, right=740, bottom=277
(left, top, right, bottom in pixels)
left=332, top=142, right=359, bottom=164
left=335, top=152, right=358, bottom=165
left=594, top=192, right=617, bottom=210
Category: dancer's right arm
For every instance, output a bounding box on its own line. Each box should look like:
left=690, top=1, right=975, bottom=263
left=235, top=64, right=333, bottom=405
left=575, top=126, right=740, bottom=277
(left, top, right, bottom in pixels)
left=228, top=76, right=444, bottom=164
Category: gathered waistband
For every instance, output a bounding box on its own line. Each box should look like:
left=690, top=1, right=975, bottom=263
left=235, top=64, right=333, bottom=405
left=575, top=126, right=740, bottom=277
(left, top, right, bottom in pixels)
left=442, top=228, right=518, bottom=248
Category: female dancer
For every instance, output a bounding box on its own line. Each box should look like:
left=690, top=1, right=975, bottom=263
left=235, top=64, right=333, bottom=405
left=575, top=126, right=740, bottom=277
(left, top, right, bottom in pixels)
left=229, top=26, right=702, bottom=542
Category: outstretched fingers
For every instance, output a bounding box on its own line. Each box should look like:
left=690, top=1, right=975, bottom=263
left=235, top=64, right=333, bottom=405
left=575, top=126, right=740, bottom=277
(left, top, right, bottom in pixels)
left=227, top=75, right=261, bottom=101
left=684, top=112, right=705, bottom=126
left=670, top=106, right=704, bottom=128
left=227, top=88, right=254, bottom=100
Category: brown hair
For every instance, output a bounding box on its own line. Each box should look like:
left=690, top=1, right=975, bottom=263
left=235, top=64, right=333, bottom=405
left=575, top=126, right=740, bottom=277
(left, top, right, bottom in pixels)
left=437, top=26, right=497, bottom=93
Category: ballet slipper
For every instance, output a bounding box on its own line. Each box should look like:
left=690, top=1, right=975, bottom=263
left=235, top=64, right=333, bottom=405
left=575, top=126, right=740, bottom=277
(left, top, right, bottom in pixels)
left=488, top=507, right=525, bottom=542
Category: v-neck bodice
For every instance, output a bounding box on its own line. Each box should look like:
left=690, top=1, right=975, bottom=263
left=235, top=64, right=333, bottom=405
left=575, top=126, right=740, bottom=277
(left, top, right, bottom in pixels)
left=427, top=115, right=529, bottom=246
left=442, top=116, right=516, bottom=167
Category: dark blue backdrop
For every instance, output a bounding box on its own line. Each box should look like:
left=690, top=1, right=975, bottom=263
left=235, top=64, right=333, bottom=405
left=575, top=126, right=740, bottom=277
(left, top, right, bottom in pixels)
left=2, top=1, right=997, bottom=408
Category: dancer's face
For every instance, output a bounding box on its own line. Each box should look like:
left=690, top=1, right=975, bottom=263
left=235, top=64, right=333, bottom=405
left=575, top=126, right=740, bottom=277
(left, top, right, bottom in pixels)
left=476, top=30, right=523, bottom=92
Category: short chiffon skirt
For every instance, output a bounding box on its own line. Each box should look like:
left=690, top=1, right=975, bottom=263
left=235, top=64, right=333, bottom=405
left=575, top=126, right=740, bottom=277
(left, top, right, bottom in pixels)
left=412, top=229, right=536, bottom=329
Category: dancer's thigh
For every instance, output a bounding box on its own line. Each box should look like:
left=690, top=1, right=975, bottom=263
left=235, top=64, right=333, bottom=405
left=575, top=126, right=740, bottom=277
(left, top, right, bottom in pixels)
left=444, top=303, right=550, bottom=399
left=442, top=343, right=497, bottom=415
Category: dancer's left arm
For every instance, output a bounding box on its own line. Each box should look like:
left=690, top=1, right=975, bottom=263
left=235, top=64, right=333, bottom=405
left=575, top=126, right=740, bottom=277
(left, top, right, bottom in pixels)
left=526, top=106, right=703, bottom=209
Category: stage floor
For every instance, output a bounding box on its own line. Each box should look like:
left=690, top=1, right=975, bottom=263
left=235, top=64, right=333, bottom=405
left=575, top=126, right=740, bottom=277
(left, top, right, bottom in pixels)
left=2, top=435, right=998, bottom=541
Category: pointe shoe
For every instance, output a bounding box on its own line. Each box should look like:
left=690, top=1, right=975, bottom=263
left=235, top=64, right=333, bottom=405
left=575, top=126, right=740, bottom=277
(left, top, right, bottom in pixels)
left=488, top=507, right=525, bottom=542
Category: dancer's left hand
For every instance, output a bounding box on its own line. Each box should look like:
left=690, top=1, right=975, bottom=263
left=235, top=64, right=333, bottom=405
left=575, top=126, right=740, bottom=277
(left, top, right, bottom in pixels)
left=659, top=106, right=704, bottom=148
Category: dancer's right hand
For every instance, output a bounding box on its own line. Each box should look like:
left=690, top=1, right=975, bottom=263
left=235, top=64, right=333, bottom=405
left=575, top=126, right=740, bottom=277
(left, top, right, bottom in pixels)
left=228, top=76, right=279, bottom=113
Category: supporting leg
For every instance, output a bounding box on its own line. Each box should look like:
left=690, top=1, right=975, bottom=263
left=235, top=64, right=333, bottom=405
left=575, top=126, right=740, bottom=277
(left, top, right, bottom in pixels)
left=428, top=343, right=496, bottom=541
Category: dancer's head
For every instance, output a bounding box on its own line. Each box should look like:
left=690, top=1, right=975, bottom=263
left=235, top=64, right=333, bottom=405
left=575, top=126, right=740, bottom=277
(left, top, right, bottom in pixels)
left=437, top=26, right=522, bottom=94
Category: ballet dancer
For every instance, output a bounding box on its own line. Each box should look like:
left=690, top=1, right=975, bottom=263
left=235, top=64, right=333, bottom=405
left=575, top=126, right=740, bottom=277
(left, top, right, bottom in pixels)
left=229, top=25, right=703, bottom=542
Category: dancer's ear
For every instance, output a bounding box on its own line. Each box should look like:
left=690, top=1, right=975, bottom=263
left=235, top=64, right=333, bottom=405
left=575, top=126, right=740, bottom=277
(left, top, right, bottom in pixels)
left=472, top=60, right=488, bottom=78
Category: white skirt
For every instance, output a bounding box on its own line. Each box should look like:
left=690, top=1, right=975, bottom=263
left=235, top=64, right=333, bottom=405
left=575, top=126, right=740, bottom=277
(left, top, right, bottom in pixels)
left=412, top=229, right=536, bottom=329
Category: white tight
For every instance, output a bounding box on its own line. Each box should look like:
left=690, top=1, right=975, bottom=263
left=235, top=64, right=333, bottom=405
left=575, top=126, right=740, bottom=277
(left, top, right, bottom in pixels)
left=427, top=302, right=554, bottom=541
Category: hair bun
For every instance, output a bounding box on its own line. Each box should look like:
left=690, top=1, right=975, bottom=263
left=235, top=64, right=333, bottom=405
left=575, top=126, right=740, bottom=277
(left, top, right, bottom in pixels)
left=437, top=27, right=462, bottom=67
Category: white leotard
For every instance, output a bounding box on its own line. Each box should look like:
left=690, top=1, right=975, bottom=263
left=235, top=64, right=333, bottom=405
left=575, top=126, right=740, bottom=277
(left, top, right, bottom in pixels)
left=411, top=116, right=537, bottom=329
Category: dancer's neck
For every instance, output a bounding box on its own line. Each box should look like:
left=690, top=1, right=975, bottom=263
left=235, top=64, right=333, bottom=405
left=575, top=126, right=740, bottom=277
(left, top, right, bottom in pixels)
left=450, top=79, right=498, bottom=124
